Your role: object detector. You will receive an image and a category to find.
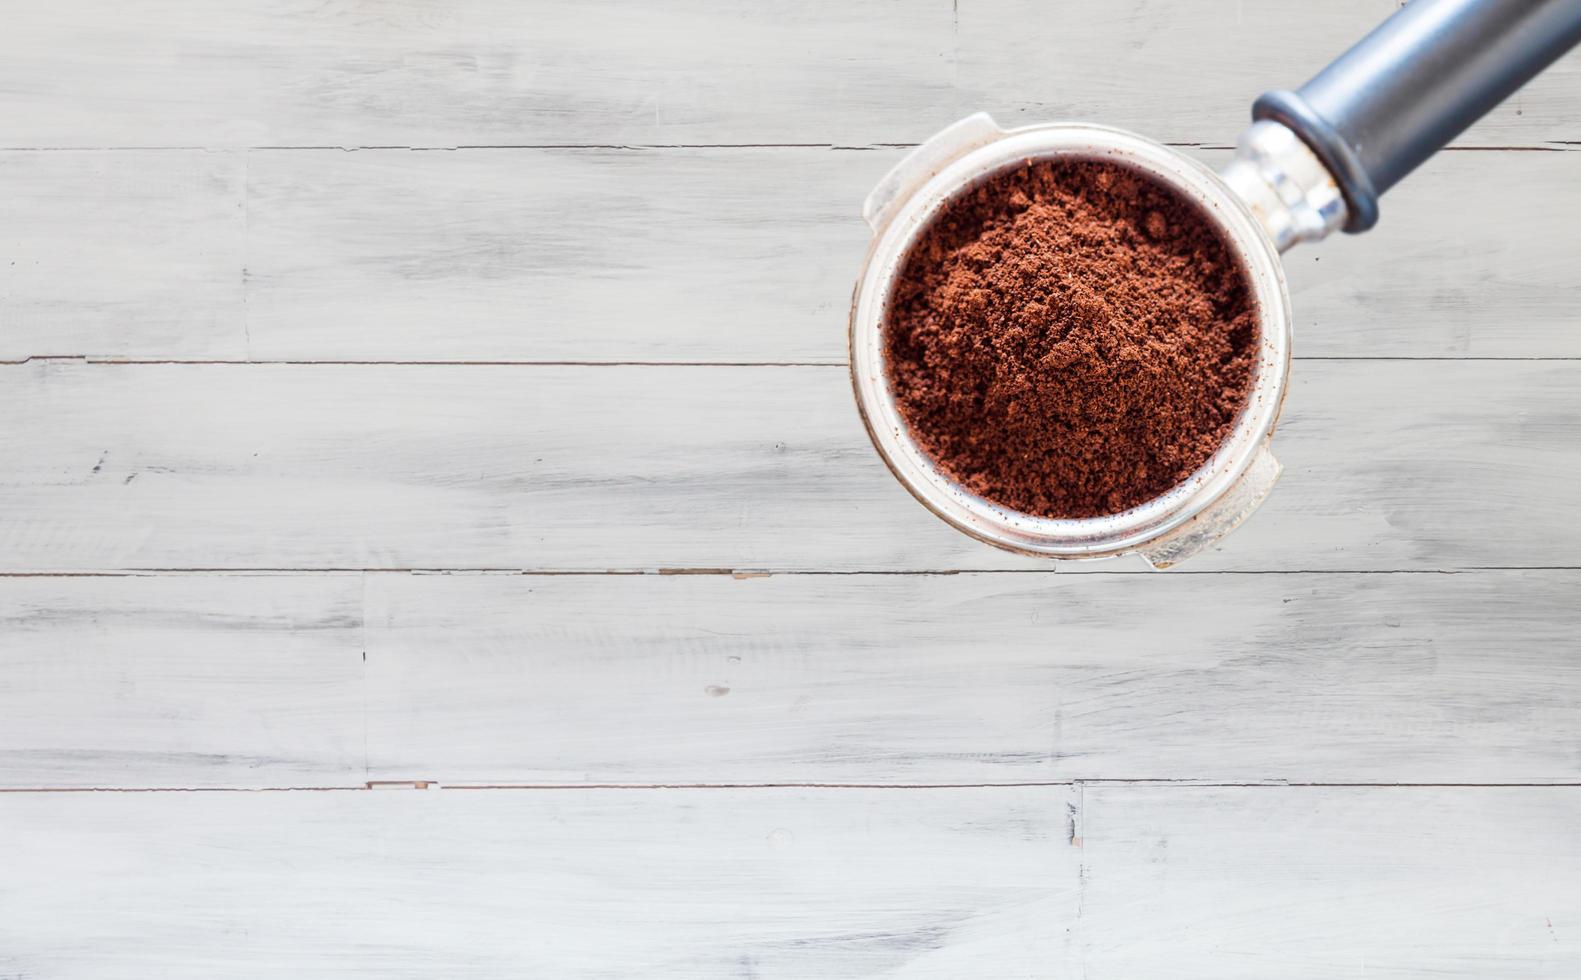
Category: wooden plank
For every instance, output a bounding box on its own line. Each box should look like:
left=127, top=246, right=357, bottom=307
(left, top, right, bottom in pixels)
left=0, top=150, right=247, bottom=360
left=0, top=0, right=957, bottom=149
left=0, top=574, right=365, bottom=789
left=240, top=146, right=897, bottom=363
left=6, top=147, right=1579, bottom=362
left=244, top=146, right=1581, bottom=362
left=4, top=1, right=1577, bottom=150
left=1, top=362, right=1578, bottom=572
left=1, top=784, right=1573, bottom=976
left=3, top=570, right=1577, bottom=788
left=362, top=569, right=1581, bottom=787
left=0, top=786, right=1076, bottom=978
left=1078, top=786, right=1581, bottom=979
left=1284, top=147, right=1581, bottom=358
left=959, top=0, right=1581, bottom=149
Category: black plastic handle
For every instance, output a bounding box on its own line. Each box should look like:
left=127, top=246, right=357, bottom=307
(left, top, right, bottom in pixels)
left=1254, top=0, right=1581, bottom=232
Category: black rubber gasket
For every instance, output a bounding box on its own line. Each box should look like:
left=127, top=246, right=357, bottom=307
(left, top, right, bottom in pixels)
left=1253, top=89, right=1380, bottom=234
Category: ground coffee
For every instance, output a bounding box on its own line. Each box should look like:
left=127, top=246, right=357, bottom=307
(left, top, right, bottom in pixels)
left=884, top=158, right=1256, bottom=519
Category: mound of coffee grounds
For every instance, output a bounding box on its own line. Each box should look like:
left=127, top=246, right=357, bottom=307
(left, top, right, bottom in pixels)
left=884, top=158, right=1256, bottom=518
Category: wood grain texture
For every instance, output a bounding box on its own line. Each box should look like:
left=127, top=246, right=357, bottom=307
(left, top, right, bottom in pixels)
left=4, top=1, right=1580, bottom=973
left=1282, top=148, right=1581, bottom=358
left=240, top=146, right=895, bottom=363
left=0, top=785, right=1574, bottom=978
left=2, top=362, right=1577, bottom=572
left=0, top=786, right=1076, bottom=979
left=0, top=0, right=957, bottom=149
left=959, top=0, right=1581, bottom=150
left=362, top=569, right=1581, bottom=785
left=0, top=150, right=247, bottom=360
left=3, top=0, right=1577, bottom=149
left=3, top=570, right=1577, bottom=789
left=1078, top=786, right=1581, bottom=979
left=242, top=145, right=1581, bottom=362
left=5, top=147, right=1580, bottom=362
left=0, top=575, right=365, bottom=788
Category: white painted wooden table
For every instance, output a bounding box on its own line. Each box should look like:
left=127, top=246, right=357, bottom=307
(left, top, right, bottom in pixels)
left=2, top=1, right=1579, bottom=977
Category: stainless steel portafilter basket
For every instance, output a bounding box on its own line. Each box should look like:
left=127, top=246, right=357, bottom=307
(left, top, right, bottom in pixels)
left=850, top=0, right=1581, bottom=568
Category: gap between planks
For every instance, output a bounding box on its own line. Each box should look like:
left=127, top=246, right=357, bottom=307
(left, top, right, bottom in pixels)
left=1, top=143, right=1577, bottom=152
left=7, top=357, right=1581, bottom=366
left=5, top=781, right=1581, bottom=794
left=0, top=567, right=1572, bottom=577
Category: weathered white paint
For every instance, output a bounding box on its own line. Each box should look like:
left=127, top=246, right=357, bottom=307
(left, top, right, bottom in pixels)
left=0, top=785, right=1575, bottom=978
left=0, top=150, right=248, bottom=360
left=239, top=146, right=896, bottom=364
left=5, top=570, right=1577, bottom=789
left=241, top=145, right=1581, bottom=362
left=0, top=0, right=959, bottom=149
left=3, top=0, right=1579, bottom=974
left=5, top=147, right=1580, bottom=362
left=362, top=569, right=1581, bottom=786
left=0, top=786, right=1077, bottom=979
left=2, top=362, right=1578, bottom=572
left=4, top=1, right=1577, bottom=149
left=1282, top=147, right=1581, bottom=357
left=1078, top=786, right=1581, bottom=979
left=0, top=574, right=366, bottom=788
left=959, top=0, right=1581, bottom=152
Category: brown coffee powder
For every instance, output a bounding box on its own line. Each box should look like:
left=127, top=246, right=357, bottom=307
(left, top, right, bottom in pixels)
left=884, top=158, right=1256, bottom=519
